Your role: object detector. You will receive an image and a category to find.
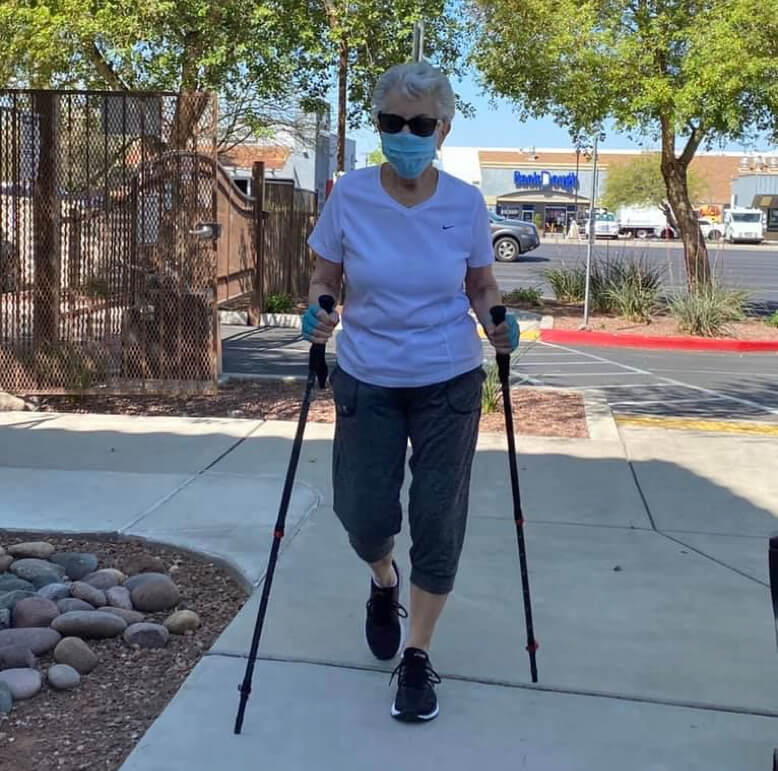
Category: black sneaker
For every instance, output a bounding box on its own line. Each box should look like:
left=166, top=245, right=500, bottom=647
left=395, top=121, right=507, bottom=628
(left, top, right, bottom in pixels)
left=365, top=561, right=407, bottom=660
left=390, top=647, right=442, bottom=722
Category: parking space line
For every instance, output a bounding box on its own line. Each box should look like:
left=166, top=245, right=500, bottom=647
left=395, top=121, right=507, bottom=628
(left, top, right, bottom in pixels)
left=541, top=372, right=651, bottom=377
left=542, top=342, right=778, bottom=416
left=577, top=383, right=680, bottom=390
left=519, top=361, right=611, bottom=367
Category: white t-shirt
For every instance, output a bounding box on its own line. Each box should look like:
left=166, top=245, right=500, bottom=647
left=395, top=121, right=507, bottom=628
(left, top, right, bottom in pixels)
left=308, top=165, right=494, bottom=387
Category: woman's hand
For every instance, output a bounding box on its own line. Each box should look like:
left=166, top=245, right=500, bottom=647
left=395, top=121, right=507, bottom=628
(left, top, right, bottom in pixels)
left=485, top=313, right=519, bottom=355
left=302, top=304, right=340, bottom=344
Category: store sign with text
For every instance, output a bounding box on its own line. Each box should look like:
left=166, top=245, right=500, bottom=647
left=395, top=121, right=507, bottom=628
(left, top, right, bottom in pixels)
left=514, top=170, right=578, bottom=193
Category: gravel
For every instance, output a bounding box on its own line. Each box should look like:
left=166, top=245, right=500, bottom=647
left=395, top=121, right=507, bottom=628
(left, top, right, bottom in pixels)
left=33, top=381, right=588, bottom=439
left=0, top=532, right=247, bottom=771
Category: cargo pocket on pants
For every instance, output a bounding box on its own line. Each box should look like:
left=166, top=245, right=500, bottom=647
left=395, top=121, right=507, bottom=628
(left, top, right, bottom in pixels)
left=330, top=365, right=359, bottom=417
left=446, top=368, right=485, bottom=414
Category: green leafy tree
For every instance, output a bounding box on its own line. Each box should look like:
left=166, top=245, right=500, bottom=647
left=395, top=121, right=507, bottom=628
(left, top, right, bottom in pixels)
left=0, top=0, right=330, bottom=147
left=602, top=153, right=705, bottom=229
left=311, top=2, right=471, bottom=172
left=472, top=0, right=778, bottom=286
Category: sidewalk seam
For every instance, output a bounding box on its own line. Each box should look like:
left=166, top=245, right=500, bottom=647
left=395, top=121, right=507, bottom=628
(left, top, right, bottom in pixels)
left=204, top=651, right=778, bottom=720
left=119, top=420, right=265, bottom=534
left=616, top=422, right=770, bottom=588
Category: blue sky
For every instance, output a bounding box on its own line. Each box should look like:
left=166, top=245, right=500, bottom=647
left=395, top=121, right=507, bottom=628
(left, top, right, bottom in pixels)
left=349, top=70, right=776, bottom=165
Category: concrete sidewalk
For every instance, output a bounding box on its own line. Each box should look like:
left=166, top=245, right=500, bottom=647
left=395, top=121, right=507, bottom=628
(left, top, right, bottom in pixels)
left=1, top=411, right=778, bottom=769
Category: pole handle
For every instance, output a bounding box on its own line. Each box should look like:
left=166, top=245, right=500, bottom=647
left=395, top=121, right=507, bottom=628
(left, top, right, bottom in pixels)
left=489, top=305, right=510, bottom=383
left=310, top=294, right=335, bottom=388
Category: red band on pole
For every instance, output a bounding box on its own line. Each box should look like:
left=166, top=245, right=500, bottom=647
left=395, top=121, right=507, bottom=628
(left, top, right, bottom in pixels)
left=526, top=641, right=539, bottom=652
left=274, top=529, right=284, bottom=540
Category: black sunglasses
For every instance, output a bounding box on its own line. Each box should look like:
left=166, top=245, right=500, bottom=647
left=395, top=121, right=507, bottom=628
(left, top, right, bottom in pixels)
left=377, top=112, right=439, bottom=137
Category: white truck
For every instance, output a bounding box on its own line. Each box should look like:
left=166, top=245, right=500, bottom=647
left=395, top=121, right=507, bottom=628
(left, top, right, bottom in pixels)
left=616, top=205, right=673, bottom=239
left=723, top=207, right=764, bottom=244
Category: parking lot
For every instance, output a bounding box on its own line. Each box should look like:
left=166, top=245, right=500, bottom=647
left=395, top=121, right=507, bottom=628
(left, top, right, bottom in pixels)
left=511, top=340, right=778, bottom=422
left=496, top=239, right=778, bottom=311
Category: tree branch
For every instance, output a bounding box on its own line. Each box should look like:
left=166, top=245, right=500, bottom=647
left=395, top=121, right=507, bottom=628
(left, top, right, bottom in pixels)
left=679, top=123, right=704, bottom=167
left=88, top=41, right=127, bottom=90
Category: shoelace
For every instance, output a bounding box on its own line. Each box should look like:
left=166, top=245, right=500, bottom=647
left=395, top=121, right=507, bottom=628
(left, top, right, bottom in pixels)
left=390, top=656, right=442, bottom=689
left=366, top=594, right=408, bottom=627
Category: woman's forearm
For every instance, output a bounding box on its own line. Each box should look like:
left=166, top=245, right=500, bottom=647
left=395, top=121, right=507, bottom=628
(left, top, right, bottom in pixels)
left=469, top=283, right=502, bottom=329
left=309, top=278, right=341, bottom=306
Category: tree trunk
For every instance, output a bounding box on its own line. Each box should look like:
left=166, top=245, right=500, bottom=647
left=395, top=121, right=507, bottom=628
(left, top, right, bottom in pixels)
left=337, top=35, right=348, bottom=173
left=659, top=122, right=710, bottom=288
left=170, top=90, right=214, bottom=151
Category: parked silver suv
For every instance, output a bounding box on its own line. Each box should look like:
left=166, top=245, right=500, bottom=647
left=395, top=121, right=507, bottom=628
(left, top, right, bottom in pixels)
left=489, top=211, right=540, bottom=262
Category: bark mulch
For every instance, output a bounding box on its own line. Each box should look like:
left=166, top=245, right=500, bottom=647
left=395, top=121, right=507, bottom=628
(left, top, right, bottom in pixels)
left=34, top=381, right=589, bottom=439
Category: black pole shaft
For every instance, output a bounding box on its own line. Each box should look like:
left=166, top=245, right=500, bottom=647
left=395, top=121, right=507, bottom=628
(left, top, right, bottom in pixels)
left=769, top=534, right=778, bottom=649
left=234, top=370, right=316, bottom=734
left=234, top=295, right=334, bottom=735
left=490, top=305, right=539, bottom=683
left=499, top=365, right=539, bottom=682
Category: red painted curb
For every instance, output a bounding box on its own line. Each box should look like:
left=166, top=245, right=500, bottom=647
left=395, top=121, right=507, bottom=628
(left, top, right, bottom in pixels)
left=539, top=328, right=778, bottom=353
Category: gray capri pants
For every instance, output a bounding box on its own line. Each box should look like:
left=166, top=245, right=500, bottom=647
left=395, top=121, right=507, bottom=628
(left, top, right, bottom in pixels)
left=330, top=363, right=484, bottom=595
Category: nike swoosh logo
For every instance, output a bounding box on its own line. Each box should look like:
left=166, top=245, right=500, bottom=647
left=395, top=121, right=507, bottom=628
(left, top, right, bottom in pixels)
left=442, top=224, right=455, bottom=230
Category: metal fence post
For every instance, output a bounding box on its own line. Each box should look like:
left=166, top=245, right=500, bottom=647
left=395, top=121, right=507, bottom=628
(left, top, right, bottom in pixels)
left=32, top=91, right=61, bottom=346
left=251, top=161, right=265, bottom=322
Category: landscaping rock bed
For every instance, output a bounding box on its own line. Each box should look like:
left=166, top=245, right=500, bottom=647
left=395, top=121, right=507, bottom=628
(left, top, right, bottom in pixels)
left=0, top=533, right=246, bottom=771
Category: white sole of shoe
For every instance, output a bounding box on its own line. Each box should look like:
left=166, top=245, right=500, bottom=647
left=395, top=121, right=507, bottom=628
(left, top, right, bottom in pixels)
left=390, top=700, right=439, bottom=722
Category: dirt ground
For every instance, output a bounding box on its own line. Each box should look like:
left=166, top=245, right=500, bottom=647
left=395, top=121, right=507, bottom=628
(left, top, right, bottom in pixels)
left=34, top=381, right=588, bottom=439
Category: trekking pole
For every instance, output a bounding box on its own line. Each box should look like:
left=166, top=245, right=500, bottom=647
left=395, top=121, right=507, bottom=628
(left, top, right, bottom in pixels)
left=234, top=294, right=335, bottom=735
left=490, top=305, right=539, bottom=683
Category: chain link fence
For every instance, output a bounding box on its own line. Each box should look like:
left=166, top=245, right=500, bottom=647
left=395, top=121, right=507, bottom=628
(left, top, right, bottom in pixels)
left=0, top=89, right=218, bottom=394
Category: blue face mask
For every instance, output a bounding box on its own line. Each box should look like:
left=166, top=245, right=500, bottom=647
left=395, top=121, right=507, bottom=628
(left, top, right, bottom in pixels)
left=380, top=131, right=437, bottom=179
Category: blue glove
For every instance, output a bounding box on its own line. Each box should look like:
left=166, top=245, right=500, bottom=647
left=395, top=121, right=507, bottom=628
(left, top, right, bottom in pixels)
left=505, top=313, right=520, bottom=351
left=301, top=304, right=320, bottom=342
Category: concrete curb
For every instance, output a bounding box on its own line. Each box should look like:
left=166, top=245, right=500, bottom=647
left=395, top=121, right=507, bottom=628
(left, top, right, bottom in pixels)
left=539, top=327, right=778, bottom=353
left=219, top=311, right=302, bottom=329
left=581, top=390, right=620, bottom=442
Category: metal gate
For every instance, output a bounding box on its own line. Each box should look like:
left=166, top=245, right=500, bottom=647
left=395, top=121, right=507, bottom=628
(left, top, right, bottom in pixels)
left=0, top=89, right=218, bottom=394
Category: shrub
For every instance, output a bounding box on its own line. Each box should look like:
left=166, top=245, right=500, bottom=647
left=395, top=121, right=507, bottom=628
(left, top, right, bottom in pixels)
left=543, top=265, right=586, bottom=302
left=264, top=293, right=294, bottom=313
left=667, top=281, right=749, bottom=337
left=766, top=311, right=778, bottom=328
left=600, top=258, right=665, bottom=322
left=502, top=287, right=543, bottom=307
left=480, top=349, right=528, bottom=414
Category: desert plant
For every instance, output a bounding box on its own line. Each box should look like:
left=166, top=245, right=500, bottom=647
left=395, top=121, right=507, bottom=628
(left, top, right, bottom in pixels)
left=480, top=347, right=530, bottom=414
left=766, top=311, right=778, bottom=328
left=503, top=287, right=543, bottom=307
left=264, top=293, right=294, bottom=313
left=667, top=281, right=749, bottom=337
left=481, top=360, right=502, bottom=414
left=600, top=258, right=665, bottom=322
left=543, top=264, right=586, bottom=302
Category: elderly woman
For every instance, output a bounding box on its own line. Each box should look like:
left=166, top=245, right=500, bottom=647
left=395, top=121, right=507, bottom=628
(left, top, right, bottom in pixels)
left=304, top=61, right=519, bottom=723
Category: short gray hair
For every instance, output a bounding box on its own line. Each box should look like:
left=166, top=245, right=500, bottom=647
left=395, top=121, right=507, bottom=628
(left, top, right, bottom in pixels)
left=371, top=62, right=455, bottom=123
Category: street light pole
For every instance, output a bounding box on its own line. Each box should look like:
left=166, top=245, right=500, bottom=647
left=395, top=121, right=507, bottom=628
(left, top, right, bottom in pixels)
left=412, top=21, right=425, bottom=62
left=582, top=132, right=599, bottom=329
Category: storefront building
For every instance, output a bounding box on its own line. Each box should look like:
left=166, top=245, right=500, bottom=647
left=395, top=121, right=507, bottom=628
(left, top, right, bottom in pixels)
left=731, top=164, right=778, bottom=241
left=440, top=147, right=756, bottom=232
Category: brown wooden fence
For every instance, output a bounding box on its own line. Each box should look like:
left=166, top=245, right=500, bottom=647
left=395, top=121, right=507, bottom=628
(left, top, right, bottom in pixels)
left=215, top=161, right=318, bottom=322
